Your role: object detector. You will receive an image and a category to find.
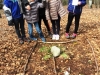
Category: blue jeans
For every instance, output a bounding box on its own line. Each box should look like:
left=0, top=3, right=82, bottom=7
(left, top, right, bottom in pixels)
left=28, top=22, right=45, bottom=39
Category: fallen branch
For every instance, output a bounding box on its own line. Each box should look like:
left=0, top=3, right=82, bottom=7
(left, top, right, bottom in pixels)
left=38, top=39, right=80, bottom=44
left=86, top=39, right=99, bottom=75
left=53, top=57, right=58, bottom=75
left=23, top=42, right=38, bottom=75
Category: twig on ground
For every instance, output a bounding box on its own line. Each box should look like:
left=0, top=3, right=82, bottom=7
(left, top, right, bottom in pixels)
left=38, top=39, right=80, bottom=44
left=23, top=42, right=38, bottom=75
left=86, top=39, right=99, bottom=75
left=53, top=57, right=58, bottom=75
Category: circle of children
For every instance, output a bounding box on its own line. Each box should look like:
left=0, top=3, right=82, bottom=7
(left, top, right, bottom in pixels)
left=3, top=0, right=86, bottom=44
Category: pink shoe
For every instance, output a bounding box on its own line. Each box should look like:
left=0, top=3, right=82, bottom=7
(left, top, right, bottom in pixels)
left=65, top=33, right=70, bottom=39
left=71, top=33, right=77, bottom=39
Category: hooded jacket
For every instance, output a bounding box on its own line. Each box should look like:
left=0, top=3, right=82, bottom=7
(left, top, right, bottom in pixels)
left=67, top=0, right=86, bottom=14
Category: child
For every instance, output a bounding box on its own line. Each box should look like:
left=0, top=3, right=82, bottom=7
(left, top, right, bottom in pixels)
left=24, top=0, right=46, bottom=42
left=45, top=0, right=66, bottom=40
left=3, top=0, right=30, bottom=44
left=65, top=0, right=86, bottom=39
left=37, top=0, right=52, bottom=37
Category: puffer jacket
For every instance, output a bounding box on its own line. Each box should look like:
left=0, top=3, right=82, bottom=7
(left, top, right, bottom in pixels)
left=24, top=1, right=44, bottom=23
left=67, top=0, right=86, bottom=14
left=45, top=0, right=67, bottom=20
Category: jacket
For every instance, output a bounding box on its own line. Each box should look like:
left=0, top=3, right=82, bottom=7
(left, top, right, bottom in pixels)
left=25, top=1, right=44, bottom=23
left=45, top=0, right=67, bottom=20
left=3, top=0, right=23, bottom=19
left=67, top=0, right=86, bottom=14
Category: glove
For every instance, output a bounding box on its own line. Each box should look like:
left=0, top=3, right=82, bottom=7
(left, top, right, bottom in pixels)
left=8, top=19, right=14, bottom=26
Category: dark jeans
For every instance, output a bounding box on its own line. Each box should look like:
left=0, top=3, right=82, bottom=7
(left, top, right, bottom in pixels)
left=66, top=12, right=81, bottom=33
left=51, top=15, right=61, bottom=34
left=13, top=16, right=26, bottom=38
left=38, top=14, right=51, bottom=32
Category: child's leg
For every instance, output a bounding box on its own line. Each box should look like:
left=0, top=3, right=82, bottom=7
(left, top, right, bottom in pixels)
left=38, top=15, right=42, bottom=30
left=28, top=23, right=33, bottom=37
left=19, top=16, right=26, bottom=38
left=19, top=17, right=31, bottom=42
left=51, top=20, right=56, bottom=34
left=66, top=12, right=74, bottom=33
left=56, top=15, right=61, bottom=35
left=74, top=14, right=81, bottom=33
left=42, top=15, right=51, bottom=32
left=28, top=23, right=37, bottom=40
left=34, top=22, right=45, bottom=42
left=13, top=18, right=24, bottom=44
left=13, top=18, right=22, bottom=38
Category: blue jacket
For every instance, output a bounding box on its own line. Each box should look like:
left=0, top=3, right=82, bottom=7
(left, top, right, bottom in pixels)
left=67, top=0, right=86, bottom=14
left=3, top=0, right=23, bottom=19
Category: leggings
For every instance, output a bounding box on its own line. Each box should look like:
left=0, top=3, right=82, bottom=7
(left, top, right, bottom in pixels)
left=66, top=12, right=81, bottom=33
left=38, top=14, right=51, bottom=32
left=51, top=15, right=61, bottom=34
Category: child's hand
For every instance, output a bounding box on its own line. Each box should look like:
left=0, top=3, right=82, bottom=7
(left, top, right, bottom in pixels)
left=25, top=5, right=31, bottom=10
left=78, top=1, right=81, bottom=5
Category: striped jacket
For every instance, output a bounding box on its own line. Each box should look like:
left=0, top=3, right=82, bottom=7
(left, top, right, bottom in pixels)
left=45, top=0, right=67, bottom=20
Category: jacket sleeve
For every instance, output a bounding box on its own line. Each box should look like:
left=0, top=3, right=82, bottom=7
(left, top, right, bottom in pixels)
left=37, top=0, right=46, bottom=8
left=45, top=0, right=50, bottom=20
left=80, top=0, right=86, bottom=6
left=3, top=0, right=9, bottom=7
left=21, top=0, right=29, bottom=6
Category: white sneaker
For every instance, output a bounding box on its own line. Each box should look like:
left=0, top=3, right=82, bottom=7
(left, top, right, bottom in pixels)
left=52, top=34, right=56, bottom=40
left=55, top=34, right=59, bottom=40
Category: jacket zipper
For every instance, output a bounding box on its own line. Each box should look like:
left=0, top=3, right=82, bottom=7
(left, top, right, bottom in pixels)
left=73, top=5, right=75, bottom=13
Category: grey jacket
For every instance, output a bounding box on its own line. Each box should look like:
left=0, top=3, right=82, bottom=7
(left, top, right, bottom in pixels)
left=25, top=1, right=44, bottom=23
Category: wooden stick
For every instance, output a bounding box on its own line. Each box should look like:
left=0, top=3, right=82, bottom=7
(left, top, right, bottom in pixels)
left=38, top=39, right=79, bottom=44
left=86, top=39, right=99, bottom=75
left=53, top=57, right=58, bottom=75
left=23, top=42, right=38, bottom=75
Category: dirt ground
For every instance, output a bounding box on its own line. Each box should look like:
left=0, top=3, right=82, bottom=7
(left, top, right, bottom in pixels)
left=0, top=5, right=100, bottom=75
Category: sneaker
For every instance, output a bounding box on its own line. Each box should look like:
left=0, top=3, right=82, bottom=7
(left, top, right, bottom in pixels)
left=19, top=38, right=24, bottom=44
left=23, top=37, right=31, bottom=42
left=55, top=34, right=59, bottom=40
left=70, top=33, right=77, bottom=39
left=52, top=34, right=56, bottom=40
left=65, top=33, right=70, bottom=39
left=30, top=37, right=37, bottom=41
left=41, top=38, right=46, bottom=42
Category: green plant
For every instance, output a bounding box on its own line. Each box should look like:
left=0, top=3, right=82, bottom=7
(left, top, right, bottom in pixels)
left=60, top=52, right=70, bottom=59
left=40, top=46, right=52, bottom=60
left=39, top=46, right=47, bottom=52
left=43, top=55, right=51, bottom=60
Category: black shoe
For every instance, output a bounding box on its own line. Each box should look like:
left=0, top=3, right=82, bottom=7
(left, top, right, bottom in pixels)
left=23, top=37, right=31, bottom=42
left=48, top=31, right=52, bottom=38
left=19, top=38, right=24, bottom=44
